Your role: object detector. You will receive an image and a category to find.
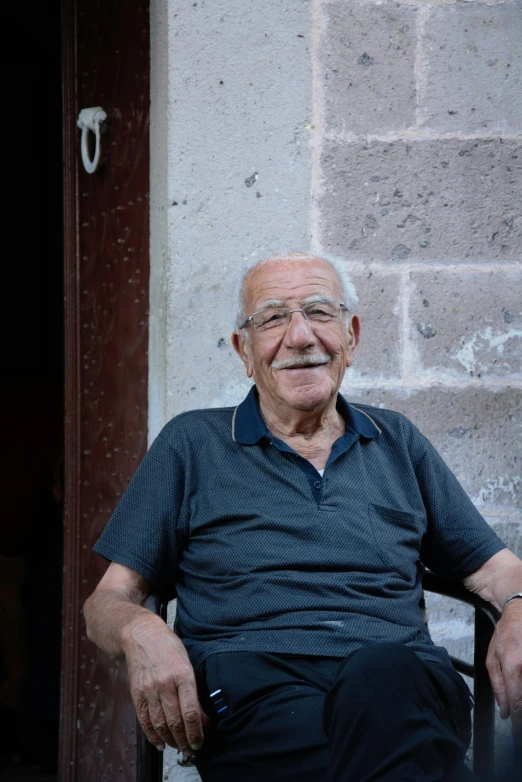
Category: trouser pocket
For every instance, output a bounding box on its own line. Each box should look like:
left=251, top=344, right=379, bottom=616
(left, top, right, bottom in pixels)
left=205, top=654, right=229, bottom=720
left=198, top=653, right=230, bottom=724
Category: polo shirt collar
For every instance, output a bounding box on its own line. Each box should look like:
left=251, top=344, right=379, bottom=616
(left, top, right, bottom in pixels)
left=232, top=385, right=380, bottom=444
left=338, top=395, right=382, bottom=439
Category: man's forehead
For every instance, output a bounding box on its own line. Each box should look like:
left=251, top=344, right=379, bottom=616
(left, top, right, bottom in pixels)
left=245, top=257, right=342, bottom=304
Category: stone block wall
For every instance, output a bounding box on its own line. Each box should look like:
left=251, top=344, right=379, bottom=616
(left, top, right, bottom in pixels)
left=312, top=0, right=521, bottom=626
left=150, top=1, right=521, bottom=777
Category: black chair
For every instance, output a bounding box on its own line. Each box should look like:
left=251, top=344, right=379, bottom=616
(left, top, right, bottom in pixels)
left=423, top=571, right=500, bottom=779
left=138, top=578, right=500, bottom=781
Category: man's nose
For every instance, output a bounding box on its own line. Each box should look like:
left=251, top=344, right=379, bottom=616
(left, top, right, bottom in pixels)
left=283, top=310, right=317, bottom=348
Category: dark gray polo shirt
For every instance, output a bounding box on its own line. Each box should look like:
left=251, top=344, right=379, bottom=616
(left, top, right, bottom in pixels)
left=94, top=386, right=505, bottom=672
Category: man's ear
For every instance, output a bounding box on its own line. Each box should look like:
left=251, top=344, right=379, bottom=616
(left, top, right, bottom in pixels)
left=345, top=315, right=361, bottom=367
left=232, top=331, right=254, bottom=378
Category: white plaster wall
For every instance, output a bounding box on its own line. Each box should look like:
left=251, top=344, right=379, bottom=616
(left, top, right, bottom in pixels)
left=149, top=0, right=314, bottom=440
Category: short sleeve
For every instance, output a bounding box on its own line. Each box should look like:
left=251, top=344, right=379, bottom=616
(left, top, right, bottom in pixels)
left=93, top=425, right=184, bottom=599
left=412, top=429, right=506, bottom=580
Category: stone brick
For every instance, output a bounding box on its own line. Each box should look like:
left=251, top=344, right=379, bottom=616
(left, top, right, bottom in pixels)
left=321, top=0, right=416, bottom=134
left=422, top=2, right=522, bottom=134
left=349, top=270, right=402, bottom=381
left=486, top=518, right=522, bottom=559
left=163, top=0, right=314, bottom=419
left=320, top=139, right=522, bottom=262
left=424, top=592, right=474, bottom=656
left=409, top=269, right=522, bottom=381
left=167, top=278, right=252, bottom=414
left=342, top=386, right=521, bottom=511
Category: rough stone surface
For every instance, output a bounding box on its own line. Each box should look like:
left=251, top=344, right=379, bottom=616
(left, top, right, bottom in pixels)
left=322, top=0, right=416, bottom=134
left=164, top=755, right=201, bottom=782
left=488, top=518, right=522, bottom=559
left=164, top=0, right=314, bottom=418
left=166, top=274, right=252, bottom=413
left=320, top=138, right=522, bottom=262
left=342, top=386, right=521, bottom=513
left=422, top=2, right=522, bottom=134
left=409, top=269, right=522, bottom=381
left=349, top=270, right=402, bottom=381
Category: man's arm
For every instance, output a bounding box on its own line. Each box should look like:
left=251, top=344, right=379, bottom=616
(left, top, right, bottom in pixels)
left=83, top=562, right=207, bottom=755
left=464, top=548, right=522, bottom=745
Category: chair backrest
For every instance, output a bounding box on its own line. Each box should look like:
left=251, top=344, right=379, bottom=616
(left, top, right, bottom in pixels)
left=423, top=571, right=500, bottom=779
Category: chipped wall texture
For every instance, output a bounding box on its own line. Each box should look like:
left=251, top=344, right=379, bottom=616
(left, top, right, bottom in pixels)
left=150, top=1, right=521, bottom=777
left=150, top=0, right=314, bottom=429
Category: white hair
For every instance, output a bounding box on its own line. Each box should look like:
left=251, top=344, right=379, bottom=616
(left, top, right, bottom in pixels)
left=232, top=251, right=359, bottom=332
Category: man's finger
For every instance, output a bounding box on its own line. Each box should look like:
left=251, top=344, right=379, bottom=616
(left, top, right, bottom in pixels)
left=502, top=661, right=522, bottom=746
left=148, top=695, right=183, bottom=750
left=134, top=698, right=166, bottom=750
left=177, top=677, right=205, bottom=751
left=487, top=650, right=510, bottom=719
left=159, top=690, right=193, bottom=754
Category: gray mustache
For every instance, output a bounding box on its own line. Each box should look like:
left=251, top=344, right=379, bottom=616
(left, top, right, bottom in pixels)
left=272, top=353, right=331, bottom=370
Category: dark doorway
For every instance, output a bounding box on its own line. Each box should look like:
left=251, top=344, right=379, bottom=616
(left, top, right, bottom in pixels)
left=0, top=2, right=63, bottom=779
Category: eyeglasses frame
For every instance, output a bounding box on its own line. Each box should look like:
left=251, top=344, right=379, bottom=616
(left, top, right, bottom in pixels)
left=239, top=300, right=349, bottom=331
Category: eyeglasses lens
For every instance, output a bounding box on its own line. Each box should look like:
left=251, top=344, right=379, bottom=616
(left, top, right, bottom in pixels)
left=253, top=302, right=341, bottom=330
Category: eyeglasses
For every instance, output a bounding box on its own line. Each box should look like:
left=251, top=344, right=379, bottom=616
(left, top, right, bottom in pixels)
left=239, top=300, right=348, bottom=332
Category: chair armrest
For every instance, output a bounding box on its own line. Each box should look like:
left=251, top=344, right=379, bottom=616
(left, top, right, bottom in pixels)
left=423, top=571, right=500, bottom=625
left=423, top=570, right=501, bottom=778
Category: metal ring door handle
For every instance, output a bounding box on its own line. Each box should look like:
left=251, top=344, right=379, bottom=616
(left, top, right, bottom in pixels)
left=77, top=107, right=107, bottom=174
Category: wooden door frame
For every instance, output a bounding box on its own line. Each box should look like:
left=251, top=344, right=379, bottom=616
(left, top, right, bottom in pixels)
left=60, top=0, right=81, bottom=775
left=60, top=2, right=155, bottom=779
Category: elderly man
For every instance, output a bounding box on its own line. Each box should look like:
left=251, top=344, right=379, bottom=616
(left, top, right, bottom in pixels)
left=85, top=252, right=522, bottom=782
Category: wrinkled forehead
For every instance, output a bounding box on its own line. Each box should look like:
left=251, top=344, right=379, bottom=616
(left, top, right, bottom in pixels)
left=244, top=257, right=343, bottom=310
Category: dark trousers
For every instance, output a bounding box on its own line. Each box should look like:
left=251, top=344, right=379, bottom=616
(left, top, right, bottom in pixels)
left=194, top=643, right=475, bottom=782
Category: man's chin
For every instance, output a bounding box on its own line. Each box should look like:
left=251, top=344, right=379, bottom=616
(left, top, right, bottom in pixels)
left=278, top=378, right=336, bottom=410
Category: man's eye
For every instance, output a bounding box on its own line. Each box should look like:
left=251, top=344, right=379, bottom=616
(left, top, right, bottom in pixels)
left=307, top=307, right=331, bottom=319
left=258, top=311, right=286, bottom=328
left=306, top=302, right=337, bottom=320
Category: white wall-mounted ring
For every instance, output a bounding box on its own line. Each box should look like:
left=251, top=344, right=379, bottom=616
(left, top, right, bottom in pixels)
left=77, top=107, right=107, bottom=174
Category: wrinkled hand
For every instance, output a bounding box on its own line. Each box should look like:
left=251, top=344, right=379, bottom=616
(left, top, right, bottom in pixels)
left=486, top=600, right=522, bottom=748
left=122, top=613, right=208, bottom=754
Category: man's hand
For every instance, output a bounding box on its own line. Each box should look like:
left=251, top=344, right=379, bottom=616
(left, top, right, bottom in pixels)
left=122, top=612, right=208, bottom=754
left=465, top=549, right=522, bottom=749
left=84, top=562, right=208, bottom=755
left=486, top=599, right=522, bottom=747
